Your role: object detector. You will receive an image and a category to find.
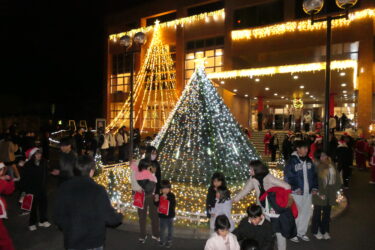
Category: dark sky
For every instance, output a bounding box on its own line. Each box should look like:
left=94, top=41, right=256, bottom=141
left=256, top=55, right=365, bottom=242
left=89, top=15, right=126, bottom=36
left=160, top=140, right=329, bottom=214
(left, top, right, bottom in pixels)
left=0, top=0, right=149, bottom=123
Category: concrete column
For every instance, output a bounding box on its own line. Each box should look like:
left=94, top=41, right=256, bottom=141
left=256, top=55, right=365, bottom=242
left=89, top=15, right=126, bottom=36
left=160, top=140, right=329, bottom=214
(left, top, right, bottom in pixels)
left=357, top=38, right=373, bottom=137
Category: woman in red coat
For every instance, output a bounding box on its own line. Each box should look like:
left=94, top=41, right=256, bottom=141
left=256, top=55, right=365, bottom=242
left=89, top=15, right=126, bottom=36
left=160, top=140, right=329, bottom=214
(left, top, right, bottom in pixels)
left=355, top=136, right=368, bottom=170
left=264, top=130, right=272, bottom=156
left=0, top=162, right=15, bottom=250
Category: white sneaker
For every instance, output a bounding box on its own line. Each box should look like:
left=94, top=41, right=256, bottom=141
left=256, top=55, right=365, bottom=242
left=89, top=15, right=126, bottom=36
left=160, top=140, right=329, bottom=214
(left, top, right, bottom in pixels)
left=152, top=235, right=160, bottom=242
left=38, top=221, right=51, bottom=228
left=29, top=225, right=37, bottom=231
left=314, top=232, right=323, bottom=240
left=323, top=233, right=331, bottom=240
left=139, top=237, right=147, bottom=244
left=299, top=235, right=310, bottom=241
left=290, top=237, right=299, bottom=243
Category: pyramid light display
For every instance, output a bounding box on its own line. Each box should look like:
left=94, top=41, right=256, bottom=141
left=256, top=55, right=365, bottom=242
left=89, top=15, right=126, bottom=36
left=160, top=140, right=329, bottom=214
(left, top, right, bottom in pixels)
left=153, top=60, right=262, bottom=185
left=107, top=21, right=178, bottom=132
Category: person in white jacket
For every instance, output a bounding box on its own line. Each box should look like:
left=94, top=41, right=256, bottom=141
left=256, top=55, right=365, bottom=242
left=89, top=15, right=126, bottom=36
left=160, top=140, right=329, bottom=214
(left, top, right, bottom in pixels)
left=233, top=160, right=291, bottom=250
left=205, top=215, right=240, bottom=250
left=209, top=187, right=235, bottom=233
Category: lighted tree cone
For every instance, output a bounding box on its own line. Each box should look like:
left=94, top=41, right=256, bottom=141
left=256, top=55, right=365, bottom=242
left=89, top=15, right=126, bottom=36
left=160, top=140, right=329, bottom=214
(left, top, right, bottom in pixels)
left=153, top=63, right=262, bottom=186
left=107, top=22, right=178, bottom=133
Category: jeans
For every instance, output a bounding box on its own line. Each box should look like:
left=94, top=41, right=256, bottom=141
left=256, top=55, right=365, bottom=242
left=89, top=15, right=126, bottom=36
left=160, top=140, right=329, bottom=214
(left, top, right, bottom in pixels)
left=160, top=218, right=173, bottom=244
left=311, top=205, right=331, bottom=234
left=68, top=247, right=103, bottom=250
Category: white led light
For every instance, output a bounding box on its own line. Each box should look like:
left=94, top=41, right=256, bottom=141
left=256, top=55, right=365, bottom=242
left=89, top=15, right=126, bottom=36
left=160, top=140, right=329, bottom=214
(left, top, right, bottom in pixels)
left=220, top=81, right=225, bottom=84
left=265, top=87, right=270, bottom=91
left=274, top=93, right=278, bottom=96
left=300, top=85, right=304, bottom=89
left=255, top=78, right=260, bottom=82
left=340, top=72, right=346, bottom=76
left=341, top=83, right=347, bottom=87
left=293, top=75, right=299, bottom=79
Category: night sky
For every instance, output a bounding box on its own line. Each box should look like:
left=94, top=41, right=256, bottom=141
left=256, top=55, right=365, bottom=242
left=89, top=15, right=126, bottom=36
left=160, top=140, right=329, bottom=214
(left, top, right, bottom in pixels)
left=1, top=0, right=149, bottom=123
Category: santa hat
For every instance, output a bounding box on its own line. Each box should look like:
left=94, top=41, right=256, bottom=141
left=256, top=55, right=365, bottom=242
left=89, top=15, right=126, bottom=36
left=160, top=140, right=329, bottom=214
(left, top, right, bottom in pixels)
left=338, top=140, right=346, bottom=145
left=26, top=147, right=40, bottom=161
left=0, top=162, right=5, bottom=170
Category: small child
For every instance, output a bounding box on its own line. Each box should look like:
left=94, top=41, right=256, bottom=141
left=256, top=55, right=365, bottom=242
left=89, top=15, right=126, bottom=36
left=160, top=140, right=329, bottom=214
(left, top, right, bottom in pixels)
left=206, top=172, right=227, bottom=218
left=209, top=186, right=234, bottom=233
left=0, top=162, right=15, bottom=250
left=233, top=204, right=274, bottom=250
left=155, top=180, right=176, bottom=248
left=205, top=215, right=240, bottom=250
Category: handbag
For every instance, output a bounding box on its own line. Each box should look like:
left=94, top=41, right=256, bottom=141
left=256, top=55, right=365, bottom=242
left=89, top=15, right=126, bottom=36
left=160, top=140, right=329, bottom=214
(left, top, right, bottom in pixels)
left=157, top=196, right=170, bottom=216
left=21, top=194, right=34, bottom=211
left=133, top=191, right=145, bottom=209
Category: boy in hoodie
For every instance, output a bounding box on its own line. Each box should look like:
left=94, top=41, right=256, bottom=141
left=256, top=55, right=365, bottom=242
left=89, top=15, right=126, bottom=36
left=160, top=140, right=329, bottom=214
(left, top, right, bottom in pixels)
left=284, top=140, right=318, bottom=243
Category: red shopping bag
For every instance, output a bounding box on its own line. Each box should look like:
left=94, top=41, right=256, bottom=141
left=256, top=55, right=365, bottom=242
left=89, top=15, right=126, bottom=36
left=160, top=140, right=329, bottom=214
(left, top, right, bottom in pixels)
left=133, top=191, right=145, bottom=209
left=21, top=194, right=34, bottom=211
left=0, top=199, right=6, bottom=219
left=157, top=196, right=170, bottom=216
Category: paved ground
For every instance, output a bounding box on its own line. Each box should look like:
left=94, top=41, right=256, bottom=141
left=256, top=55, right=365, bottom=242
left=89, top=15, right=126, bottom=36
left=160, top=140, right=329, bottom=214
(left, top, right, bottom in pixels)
left=4, top=168, right=375, bottom=250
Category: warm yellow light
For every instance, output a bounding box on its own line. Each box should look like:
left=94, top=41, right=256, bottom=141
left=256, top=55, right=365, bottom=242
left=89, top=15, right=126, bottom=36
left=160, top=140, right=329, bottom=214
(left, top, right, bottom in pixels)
left=109, top=9, right=225, bottom=41
left=208, top=59, right=358, bottom=89
left=231, top=8, right=375, bottom=41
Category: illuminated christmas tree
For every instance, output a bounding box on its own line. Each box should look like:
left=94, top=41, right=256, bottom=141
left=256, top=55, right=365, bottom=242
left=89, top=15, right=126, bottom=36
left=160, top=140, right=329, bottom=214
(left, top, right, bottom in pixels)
left=153, top=61, right=262, bottom=186
left=107, top=21, right=178, bottom=132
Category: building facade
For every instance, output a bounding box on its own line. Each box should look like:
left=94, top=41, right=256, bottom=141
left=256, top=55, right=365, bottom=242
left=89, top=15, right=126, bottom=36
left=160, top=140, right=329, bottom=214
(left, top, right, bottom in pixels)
left=105, top=0, right=375, bottom=135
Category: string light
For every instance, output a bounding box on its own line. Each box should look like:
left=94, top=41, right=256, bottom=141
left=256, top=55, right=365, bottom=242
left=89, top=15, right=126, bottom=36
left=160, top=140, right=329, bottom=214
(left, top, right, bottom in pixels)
left=109, top=9, right=225, bottom=41
left=208, top=59, right=358, bottom=89
left=231, top=8, right=375, bottom=41
left=107, top=22, right=179, bottom=132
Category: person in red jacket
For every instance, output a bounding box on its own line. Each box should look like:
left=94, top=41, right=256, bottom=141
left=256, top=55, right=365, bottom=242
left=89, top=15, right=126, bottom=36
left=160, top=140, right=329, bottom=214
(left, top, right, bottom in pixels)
left=264, top=130, right=272, bottom=156
left=355, top=135, right=368, bottom=170
left=0, top=162, right=15, bottom=250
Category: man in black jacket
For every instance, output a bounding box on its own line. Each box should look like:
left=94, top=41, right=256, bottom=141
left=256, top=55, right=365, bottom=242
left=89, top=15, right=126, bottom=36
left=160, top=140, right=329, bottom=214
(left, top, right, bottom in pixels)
left=233, top=205, right=274, bottom=250
left=51, top=137, right=77, bottom=184
left=53, top=155, right=122, bottom=250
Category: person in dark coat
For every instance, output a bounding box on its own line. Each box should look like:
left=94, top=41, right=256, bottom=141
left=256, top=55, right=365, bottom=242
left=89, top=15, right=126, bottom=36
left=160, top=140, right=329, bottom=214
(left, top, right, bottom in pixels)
left=23, top=147, right=51, bottom=231
left=53, top=155, right=122, bottom=250
left=269, top=133, right=279, bottom=162
left=51, top=137, right=77, bottom=184
left=233, top=204, right=274, bottom=250
left=155, top=180, right=176, bottom=248
left=327, top=132, right=338, bottom=159
left=74, top=127, right=85, bottom=155
left=334, top=138, right=353, bottom=189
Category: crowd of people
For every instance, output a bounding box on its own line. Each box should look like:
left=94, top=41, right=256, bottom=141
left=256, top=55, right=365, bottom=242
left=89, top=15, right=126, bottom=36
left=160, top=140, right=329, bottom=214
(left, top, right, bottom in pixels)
left=0, top=122, right=373, bottom=250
